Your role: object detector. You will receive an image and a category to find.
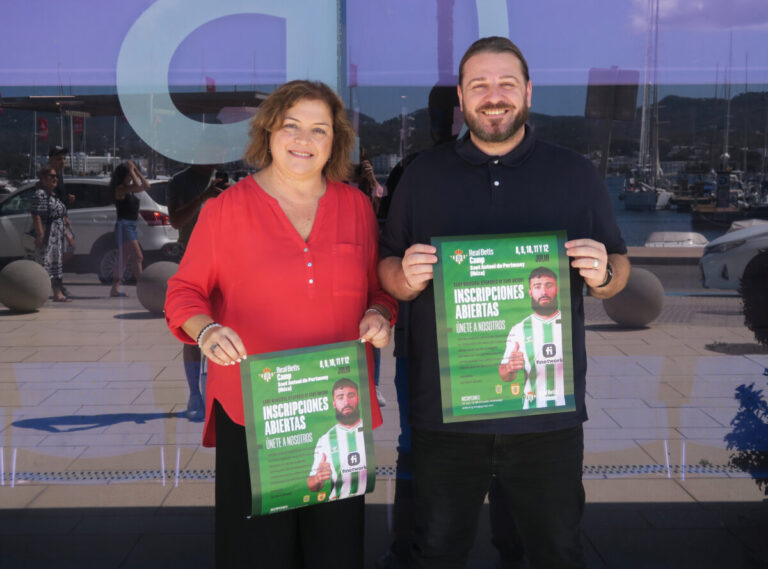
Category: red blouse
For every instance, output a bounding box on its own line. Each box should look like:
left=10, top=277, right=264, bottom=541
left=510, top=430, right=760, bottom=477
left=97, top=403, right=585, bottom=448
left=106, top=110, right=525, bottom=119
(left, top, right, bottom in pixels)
left=165, top=176, right=397, bottom=446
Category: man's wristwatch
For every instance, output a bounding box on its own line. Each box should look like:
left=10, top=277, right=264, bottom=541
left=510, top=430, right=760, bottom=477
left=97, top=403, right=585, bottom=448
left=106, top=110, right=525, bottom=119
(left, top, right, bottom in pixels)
left=596, top=262, right=613, bottom=288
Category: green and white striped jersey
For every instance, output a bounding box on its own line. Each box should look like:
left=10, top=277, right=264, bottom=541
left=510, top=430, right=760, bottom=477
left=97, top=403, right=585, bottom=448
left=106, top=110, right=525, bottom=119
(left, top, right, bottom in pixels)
left=500, top=311, right=565, bottom=409
left=309, top=420, right=367, bottom=500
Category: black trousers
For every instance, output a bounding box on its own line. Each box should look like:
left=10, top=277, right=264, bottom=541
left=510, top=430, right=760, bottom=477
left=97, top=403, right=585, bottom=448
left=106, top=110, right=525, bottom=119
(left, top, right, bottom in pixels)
left=215, top=401, right=364, bottom=569
left=410, top=426, right=586, bottom=569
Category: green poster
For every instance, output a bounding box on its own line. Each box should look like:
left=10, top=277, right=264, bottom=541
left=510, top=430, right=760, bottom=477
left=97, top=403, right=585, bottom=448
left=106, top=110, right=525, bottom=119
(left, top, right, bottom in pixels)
left=431, top=231, right=575, bottom=423
left=240, top=340, right=376, bottom=516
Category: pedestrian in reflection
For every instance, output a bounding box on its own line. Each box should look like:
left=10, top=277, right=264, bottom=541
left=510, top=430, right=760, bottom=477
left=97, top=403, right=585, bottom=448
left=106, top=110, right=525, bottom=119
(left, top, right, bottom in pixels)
left=47, top=146, right=74, bottom=205
left=355, top=148, right=387, bottom=407
left=47, top=146, right=75, bottom=294
left=30, top=167, right=71, bottom=302
left=166, top=161, right=223, bottom=421
left=109, top=161, right=149, bottom=298
left=356, top=148, right=383, bottom=217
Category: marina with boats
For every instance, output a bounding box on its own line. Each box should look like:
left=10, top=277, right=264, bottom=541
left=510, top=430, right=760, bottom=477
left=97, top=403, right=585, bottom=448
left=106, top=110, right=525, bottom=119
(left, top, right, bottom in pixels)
left=614, top=168, right=768, bottom=232
left=611, top=0, right=768, bottom=236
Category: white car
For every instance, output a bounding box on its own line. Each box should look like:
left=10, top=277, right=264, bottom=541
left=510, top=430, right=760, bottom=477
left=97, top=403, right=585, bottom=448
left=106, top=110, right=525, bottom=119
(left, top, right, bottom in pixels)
left=700, top=223, right=768, bottom=289
left=0, top=177, right=180, bottom=282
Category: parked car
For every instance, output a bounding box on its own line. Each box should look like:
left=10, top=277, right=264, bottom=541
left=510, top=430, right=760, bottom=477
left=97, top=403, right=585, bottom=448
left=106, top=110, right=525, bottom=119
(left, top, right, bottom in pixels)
left=0, top=177, right=180, bottom=282
left=700, top=222, right=768, bottom=289
left=644, top=231, right=708, bottom=248
left=0, top=178, right=17, bottom=195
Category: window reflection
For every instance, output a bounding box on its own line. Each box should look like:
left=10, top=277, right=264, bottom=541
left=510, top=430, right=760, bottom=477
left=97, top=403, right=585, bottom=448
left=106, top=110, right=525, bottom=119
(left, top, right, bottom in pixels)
left=0, top=0, right=767, bottom=529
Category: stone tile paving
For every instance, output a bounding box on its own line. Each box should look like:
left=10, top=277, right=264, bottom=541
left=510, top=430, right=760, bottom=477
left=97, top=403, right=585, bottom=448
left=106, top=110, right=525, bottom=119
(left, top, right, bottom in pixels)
left=0, top=274, right=765, bottom=518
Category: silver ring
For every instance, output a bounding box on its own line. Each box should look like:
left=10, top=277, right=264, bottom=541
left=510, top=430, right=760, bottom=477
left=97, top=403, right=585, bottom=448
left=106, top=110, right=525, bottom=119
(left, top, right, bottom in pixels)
left=592, top=259, right=599, bottom=269
left=210, top=343, right=219, bottom=353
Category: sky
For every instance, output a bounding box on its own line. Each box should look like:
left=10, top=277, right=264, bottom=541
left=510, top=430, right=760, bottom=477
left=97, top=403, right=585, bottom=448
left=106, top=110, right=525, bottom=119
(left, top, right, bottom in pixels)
left=1, top=0, right=766, bottom=121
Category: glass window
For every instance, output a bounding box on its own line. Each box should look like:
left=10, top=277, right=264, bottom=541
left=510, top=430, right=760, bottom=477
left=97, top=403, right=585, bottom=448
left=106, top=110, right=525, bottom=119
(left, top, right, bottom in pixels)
left=65, top=182, right=111, bottom=209
left=0, top=188, right=36, bottom=215
left=146, top=182, right=168, bottom=206
left=0, top=3, right=767, bottom=565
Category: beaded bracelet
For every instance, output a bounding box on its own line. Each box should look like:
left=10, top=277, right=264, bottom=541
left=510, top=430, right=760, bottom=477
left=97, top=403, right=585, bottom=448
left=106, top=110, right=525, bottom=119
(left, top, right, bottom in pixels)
left=196, top=322, right=222, bottom=349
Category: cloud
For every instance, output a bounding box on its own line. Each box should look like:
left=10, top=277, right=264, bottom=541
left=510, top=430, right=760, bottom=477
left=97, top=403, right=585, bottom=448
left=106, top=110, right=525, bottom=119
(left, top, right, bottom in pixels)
left=631, top=0, right=768, bottom=31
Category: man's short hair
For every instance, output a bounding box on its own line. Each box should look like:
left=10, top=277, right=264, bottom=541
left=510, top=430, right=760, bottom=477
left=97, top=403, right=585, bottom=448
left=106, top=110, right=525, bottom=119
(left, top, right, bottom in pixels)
left=48, top=145, right=68, bottom=158
left=458, top=36, right=530, bottom=86
left=529, top=266, right=557, bottom=282
left=332, top=377, right=358, bottom=395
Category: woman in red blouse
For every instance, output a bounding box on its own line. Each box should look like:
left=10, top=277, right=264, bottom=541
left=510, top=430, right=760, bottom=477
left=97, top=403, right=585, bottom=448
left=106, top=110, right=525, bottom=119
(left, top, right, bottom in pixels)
left=165, top=80, right=396, bottom=569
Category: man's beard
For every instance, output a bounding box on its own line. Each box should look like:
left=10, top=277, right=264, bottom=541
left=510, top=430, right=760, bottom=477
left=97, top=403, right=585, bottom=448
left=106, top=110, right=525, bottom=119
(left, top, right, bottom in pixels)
left=532, top=296, right=558, bottom=316
left=464, top=102, right=529, bottom=144
left=336, top=406, right=361, bottom=426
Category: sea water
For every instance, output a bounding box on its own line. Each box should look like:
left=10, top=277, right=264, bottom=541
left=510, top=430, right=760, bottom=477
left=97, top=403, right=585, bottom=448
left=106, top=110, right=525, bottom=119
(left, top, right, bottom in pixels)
left=605, top=177, right=725, bottom=246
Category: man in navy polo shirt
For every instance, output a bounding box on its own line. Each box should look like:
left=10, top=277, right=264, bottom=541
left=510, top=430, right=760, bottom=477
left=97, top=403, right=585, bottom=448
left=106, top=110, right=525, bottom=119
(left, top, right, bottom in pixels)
left=379, top=37, right=630, bottom=569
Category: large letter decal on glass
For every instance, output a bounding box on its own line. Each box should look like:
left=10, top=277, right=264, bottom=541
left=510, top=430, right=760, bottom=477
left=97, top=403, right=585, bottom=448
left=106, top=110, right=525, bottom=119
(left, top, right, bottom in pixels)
left=117, top=0, right=337, bottom=164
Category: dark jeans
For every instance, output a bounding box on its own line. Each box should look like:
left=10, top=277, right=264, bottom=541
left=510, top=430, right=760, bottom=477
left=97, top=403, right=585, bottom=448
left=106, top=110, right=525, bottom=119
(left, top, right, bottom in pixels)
left=389, top=358, right=524, bottom=569
left=215, top=401, right=364, bottom=569
left=394, top=356, right=411, bottom=477
left=388, top=356, right=414, bottom=567
left=410, top=426, right=585, bottom=569
left=374, top=346, right=382, bottom=386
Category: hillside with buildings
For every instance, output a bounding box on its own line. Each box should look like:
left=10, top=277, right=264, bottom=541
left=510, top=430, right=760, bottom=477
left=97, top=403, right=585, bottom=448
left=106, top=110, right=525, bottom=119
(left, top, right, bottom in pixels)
left=0, top=91, right=765, bottom=182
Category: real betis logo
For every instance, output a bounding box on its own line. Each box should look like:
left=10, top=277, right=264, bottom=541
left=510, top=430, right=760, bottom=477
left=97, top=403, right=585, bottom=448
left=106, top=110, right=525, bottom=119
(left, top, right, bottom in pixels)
left=259, top=367, right=275, bottom=382
left=450, top=248, right=467, bottom=264
left=525, top=390, right=535, bottom=403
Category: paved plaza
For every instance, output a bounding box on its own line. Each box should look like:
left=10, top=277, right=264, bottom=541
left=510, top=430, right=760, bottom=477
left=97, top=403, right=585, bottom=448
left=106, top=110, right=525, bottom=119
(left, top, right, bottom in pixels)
left=1, top=263, right=767, bottom=568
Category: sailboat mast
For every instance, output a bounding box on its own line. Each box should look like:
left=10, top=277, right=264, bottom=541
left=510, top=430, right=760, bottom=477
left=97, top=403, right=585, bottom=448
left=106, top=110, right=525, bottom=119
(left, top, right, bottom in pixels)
left=638, top=0, right=653, bottom=175
left=650, top=0, right=661, bottom=186
left=762, top=97, right=767, bottom=180
left=722, top=32, right=733, bottom=170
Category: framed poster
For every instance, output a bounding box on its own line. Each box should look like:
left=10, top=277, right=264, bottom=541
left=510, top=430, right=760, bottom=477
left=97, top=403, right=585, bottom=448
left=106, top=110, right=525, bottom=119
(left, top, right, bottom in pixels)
left=240, top=340, right=375, bottom=516
left=431, top=231, right=574, bottom=423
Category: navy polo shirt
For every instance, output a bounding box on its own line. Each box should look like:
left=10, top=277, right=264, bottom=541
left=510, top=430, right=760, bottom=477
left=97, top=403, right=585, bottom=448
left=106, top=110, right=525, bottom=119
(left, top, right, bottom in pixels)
left=380, top=126, right=627, bottom=434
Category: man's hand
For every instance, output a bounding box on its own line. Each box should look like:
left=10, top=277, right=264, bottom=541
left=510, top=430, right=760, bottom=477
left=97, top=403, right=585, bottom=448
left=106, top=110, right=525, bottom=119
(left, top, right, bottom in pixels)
left=316, top=454, right=331, bottom=483
left=498, top=342, right=524, bottom=381
left=565, top=240, right=630, bottom=299
left=402, top=243, right=438, bottom=292
left=564, top=239, right=608, bottom=289
left=379, top=244, right=438, bottom=301
left=307, top=453, right=332, bottom=491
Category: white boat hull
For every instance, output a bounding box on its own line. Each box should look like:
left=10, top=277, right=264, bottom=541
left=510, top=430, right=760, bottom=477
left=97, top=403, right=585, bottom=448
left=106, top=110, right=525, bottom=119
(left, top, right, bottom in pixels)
left=622, top=188, right=672, bottom=211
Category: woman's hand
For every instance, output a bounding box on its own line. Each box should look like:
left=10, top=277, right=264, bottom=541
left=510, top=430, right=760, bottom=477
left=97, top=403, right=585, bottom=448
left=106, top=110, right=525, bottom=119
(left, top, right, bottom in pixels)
left=358, top=311, right=391, bottom=348
left=34, top=236, right=43, bottom=249
left=199, top=325, right=248, bottom=367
